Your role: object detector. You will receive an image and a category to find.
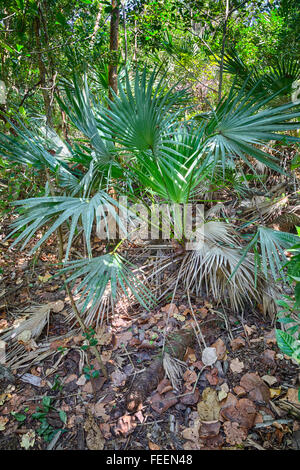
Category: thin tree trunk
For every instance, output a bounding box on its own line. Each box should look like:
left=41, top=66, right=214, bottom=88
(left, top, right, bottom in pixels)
left=218, top=0, right=230, bottom=102
left=123, top=4, right=128, bottom=63
left=108, top=0, right=120, bottom=102
left=91, top=2, right=103, bottom=46
left=33, top=10, right=53, bottom=127
left=133, top=18, right=138, bottom=62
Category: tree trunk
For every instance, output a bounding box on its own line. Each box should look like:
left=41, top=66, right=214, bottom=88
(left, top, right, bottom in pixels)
left=108, top=0, right=120, bottom=102
left=33, top=11, right=53, bottom=127
left=218, top=0, right=230, bottom=102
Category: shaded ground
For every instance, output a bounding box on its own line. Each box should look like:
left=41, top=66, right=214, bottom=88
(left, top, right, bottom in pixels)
left=0, top=216, right=300, bottom=451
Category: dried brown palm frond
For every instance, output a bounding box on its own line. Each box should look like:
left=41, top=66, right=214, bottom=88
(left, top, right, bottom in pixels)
left=4, top=332, right=75, bottom=371
left=241, top=195, right=289, bottom=223
left=271, top=212, right=300, bottom=233
left=1, top=303, right=52, bottom=343
left=180, top=220, right=278, bottom=315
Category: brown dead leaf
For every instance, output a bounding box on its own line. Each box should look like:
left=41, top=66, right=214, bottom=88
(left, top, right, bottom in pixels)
left=157, top=378, right=173, bottom=395
left=206, top=367, right=219, bottom=386
left=262, top=375, right=277, bottom=387
left=244, top=324, right=256, bottom=336
left=240, top=372, right=270, bottom=403
left=180, top=387, right=200, bottom=405
left=161, top=303, right=179, bottom=315
left=115, top=414, right=137, bottom=436
left=264, top=329, right=277, bottom=345
left=221, top=398, right=257, bottom=429
left=134, top=410, right=144, bottom=424
left=0, top=416, right=8, bottom=431
left=84, top=412, right=105, bottom=450
left=197, top=387, right=221, bottom=421
left=184, top=347, right=197, bottom=363
left=199, top=420, right=221, bottom=438
left=230, top=337, right=246, bottom=351
left=230, top=358, right=244, bottom=374
left=211, top=338, right=226, bottom=360
left=233, top=386, right=247, bottom=397
left=99, top=423, right=112, bottom=440
left=285, top=388, right=300, bottom=404
left=111, top=369, right=127, bottom=387
left=114, top=331, right=133, bottom=350
left=148, top=441, right=161, bottom=450
left=182, top=418, right=201, bottom=443
left=197, top=307, right=208, bottom=319
left=95, top=327, right=112, bottom=346
left=150, top=391, right=178, bottom=414
left=183, top=369, right=198, bottom=387
left=91, top=402, right=110, bottom=422
left=223, top=421, right=248, bottom=445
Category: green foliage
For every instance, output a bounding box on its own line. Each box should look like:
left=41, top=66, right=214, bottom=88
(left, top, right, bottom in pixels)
left=32, top=396, right=67, bottom=442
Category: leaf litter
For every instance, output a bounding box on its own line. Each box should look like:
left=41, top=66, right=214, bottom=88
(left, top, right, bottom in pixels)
left=0, top=214, right=299, bottom=450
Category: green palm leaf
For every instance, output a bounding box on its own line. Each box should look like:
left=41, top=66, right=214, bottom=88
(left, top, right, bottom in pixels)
left=60, top=253, right=155, bottom=318
left=9, top=193, right=124, bottom=260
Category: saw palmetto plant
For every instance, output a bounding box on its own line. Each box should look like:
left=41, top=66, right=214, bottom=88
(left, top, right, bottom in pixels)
left=1, top=67, right=300, bottom=327
left=222, top=49, right=300, bottom=103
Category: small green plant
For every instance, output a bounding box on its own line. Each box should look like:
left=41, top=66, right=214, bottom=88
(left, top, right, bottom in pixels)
left=32, top=396, right=67, bottom=442
left=80, top=327, right=100, bottom=380
left=275, top=228, right=300, bottom=400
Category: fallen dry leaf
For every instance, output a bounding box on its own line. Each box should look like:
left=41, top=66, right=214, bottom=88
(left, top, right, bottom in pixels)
left=111, top=369, right=127, bottom=387
left=229, top=358, right=244, bottom=374
left=95, top=327, right=112, bottom=346
left=84, top=412, right=105, bottom=450
left=262, top=375, right=277, bottom=387
left=161, top=303, right=179, bottom=315
left=198, top=420, right=221, bottom=438
left=20, top=430, right=35, bottom=450
left=183, top=369, right=198, bottom=387
left=270, top=388, right=282, bottom=399
left=38, top=272, right=52, bottom=283
left=174, top=313, right=186, bottom=322
left=244, top=324, right=256, bottom=336
left=114, top=331, right=133, bottom=350
left=206, top=367, right=219, bottom=386
left=240, top=372, right=270, bottom=403
left=51, top=300, right=64, bottom=313
left=223, top=421, right=247, bottom=445
left=148, top=441, right=161, bottom=450
left=230, top=337, right=246, bottom=351
left=233, top=386, right=247, bottom=397
left=115, top=414, right=137, bottom=436
left=197, top=387, right=221, bottom=421
left=157, top=378, right=173, bottom=394
left=285, top=388, right=300, bottom=404
left=91, top=402, right=110, bottom=422
left=150, top=391, right=178, bottom=414
left=0, top=416, right=8, bottom=431
left=182, top=418, right=201, bottom=443
left=221, top=398, right=257, bottom=429
left=211, top=338, right=226, bottom=360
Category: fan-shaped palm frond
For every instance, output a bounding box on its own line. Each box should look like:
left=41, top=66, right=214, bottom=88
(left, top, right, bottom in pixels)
left=223, top=50, right=300, bottom=101
left=201, top=83, right=300, bottom=174
left=60, top=253, right=155, bottom=324
left=99, top=67, right=189, bottom=157
left=9, top=193, right=124, bottom=260
left=57, top=75, right=115, bottom=166
left=0, top=119, right=78, bottom=189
